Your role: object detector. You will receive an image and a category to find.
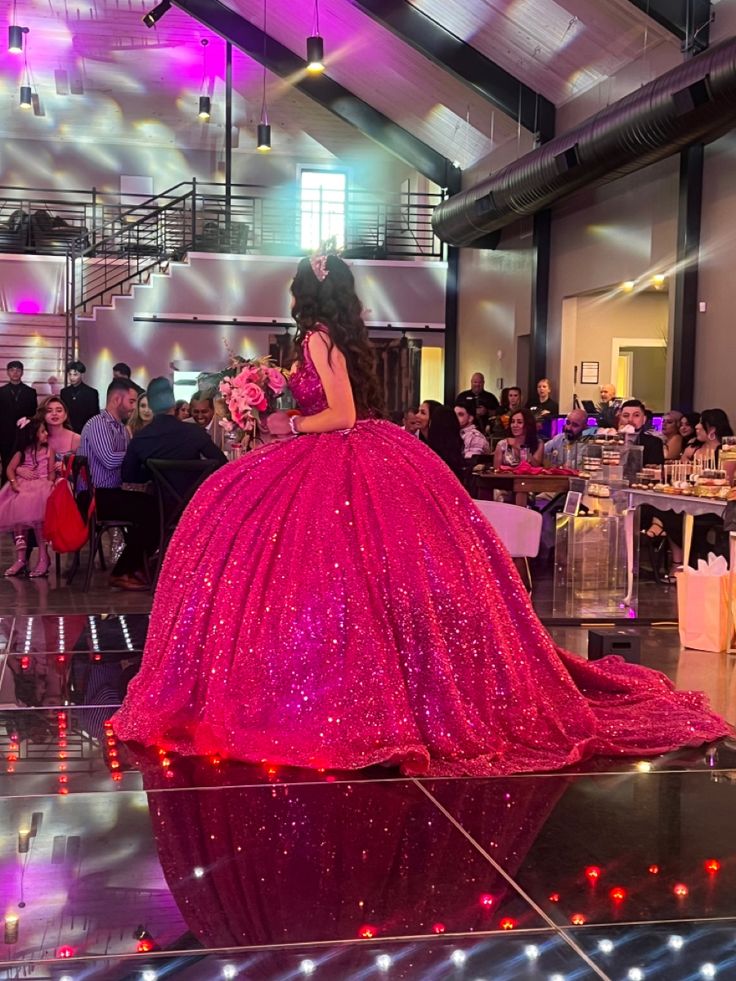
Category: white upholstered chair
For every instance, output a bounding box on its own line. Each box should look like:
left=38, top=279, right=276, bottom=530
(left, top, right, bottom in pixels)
left=474, top=499, right=543, bottom=591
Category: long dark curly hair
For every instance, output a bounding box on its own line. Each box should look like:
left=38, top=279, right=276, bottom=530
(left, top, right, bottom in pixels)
left=291, top=255, right=384, bottom=417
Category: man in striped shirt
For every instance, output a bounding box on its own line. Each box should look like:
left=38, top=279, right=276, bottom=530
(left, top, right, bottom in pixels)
left=80, top=378, right=157, bottom=591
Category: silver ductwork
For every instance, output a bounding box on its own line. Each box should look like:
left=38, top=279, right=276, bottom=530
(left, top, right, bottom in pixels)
left=432, top=36, right=736, bottom=247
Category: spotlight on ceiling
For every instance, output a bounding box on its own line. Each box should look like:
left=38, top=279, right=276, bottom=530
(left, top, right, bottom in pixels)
left=19, top=85, right=32, bottom=109
left=198, top=95, right=211, bottom=120
left=257, top=122, right=271, bottom=153
left=143, top=0, right=171, bottom=28
left=8, top=25, right=28, bottom=54
left=306, top=35, right=324, bottom=73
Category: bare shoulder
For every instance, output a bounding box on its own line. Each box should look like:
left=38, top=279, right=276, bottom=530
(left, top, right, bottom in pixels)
left=307, top=329, right=346, bottom=368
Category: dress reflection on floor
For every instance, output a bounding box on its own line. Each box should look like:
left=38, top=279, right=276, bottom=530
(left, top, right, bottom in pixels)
left=3, top=613, right=736, bottom=979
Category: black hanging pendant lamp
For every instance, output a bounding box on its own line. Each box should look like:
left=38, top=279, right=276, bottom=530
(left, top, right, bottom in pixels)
left=306, top=0, right=324, bottom=72
left=256, top=0, right=271, bottom=151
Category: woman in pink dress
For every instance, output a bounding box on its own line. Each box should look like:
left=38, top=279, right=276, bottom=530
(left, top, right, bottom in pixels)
left=0, top=416, right=54, bottom=577
left=113, top=255, right=729, bottom=775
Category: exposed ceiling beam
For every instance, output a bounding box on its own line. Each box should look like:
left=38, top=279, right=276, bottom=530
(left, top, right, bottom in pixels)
left=626, top=0, right=712, bottom=53
left=349, top=0, right=555, bottom=141
left=171, top=0, right=460, bottom=190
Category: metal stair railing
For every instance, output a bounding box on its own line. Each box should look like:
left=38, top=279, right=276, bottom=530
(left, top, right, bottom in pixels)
left=64, top=181, right=198, bottom=366
left=61, top=180, right=447, bottom=367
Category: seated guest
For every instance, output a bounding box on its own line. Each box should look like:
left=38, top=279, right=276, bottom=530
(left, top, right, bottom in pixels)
left=527, top=378, right=559, bottom=440
left=683, top=408, right=733, bottom=463
left=80, top=379, right=158, bottom=591
left=426, top=406, right=464, bottom=478
left=415, top=399, right=442, bottom=444
left=60, top=360, right=99, bottom=433
left=454, top=401, right=490, bottom=458
left=128, top=392, right=154, bottom=437
left=189, top=392, right=216, bottom=437
left=597, top=383, right=622, bottom=429
left=122, top=378, right=226, bottom=495
left=618, top=400, right=664, bottom=466
left=112, top=362, right=144, bottom=396
left=544, top=408, right=589, bottom=469
left=402, top=406, right=421, bottom=436
left=494, top=408, right=544, bottom=469
left=174, top=399, right=191, bottom=421
left=661, top=410, right=684, bottom=460
left=679, top=412, right=701, bottom=455
left=41, top=396, right=81, bottom=469
left=455, top=372, right=499, bottom=431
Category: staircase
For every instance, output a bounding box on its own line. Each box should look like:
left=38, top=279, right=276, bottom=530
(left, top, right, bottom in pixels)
left=0, top=313, right=66, bottom=392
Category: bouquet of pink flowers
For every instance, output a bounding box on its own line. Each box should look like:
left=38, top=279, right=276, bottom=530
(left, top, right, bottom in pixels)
left=215, top=354, right=288, bottom=447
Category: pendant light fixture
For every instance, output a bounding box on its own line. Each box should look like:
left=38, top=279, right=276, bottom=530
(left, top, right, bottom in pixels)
left=306, top=0, right=324, bottom=73
left=198, top=38, right=211, bottom=119
left=256, top=0, right=271, bottom=151
left=8, top=1, right=28, bottom=54
left=19, top=32, right=32, bottom=108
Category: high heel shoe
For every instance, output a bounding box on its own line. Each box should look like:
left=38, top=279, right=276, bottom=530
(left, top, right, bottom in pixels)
left=4, top=559, right=27, bottom=577
left=29, top=558, right=50, bottom=579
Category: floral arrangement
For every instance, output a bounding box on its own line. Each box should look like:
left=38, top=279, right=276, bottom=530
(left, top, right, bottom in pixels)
left=212, top=347, right=289, bottom=448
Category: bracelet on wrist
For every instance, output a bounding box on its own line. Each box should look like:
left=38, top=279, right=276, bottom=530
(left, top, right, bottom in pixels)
left=289, top=415, right=302, bottom=436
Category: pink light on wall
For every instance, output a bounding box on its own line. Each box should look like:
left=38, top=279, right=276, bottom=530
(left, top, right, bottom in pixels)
left=15, top=298, right=42, bottom=314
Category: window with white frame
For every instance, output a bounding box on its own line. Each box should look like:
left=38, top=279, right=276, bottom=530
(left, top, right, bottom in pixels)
left=300, top=169, right=347, bottom=251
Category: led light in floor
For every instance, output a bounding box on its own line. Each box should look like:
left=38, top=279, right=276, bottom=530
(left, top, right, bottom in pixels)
left=668, top=935, right=684, bottom=951
left=549, top=975, right=566, bottom=981
left=222, top=966, right=237, bottom=979
left=636, top=761, right=653, bottom=772
left=376, top=954, right=392, bottom=971
left=700, top=966, right=717, bottom=979
left=88, top=616, right=100, bottom=652
left=450, top=950, right=467, bottom=967
left=524, top=945, right=540, bottom=960
left=628, top=969, right=645, bottom=981
left=300, top=961, right=316, bottom=976
left=598, top=939, right=614, bottom=954
left=193, top=866, right=204, bottom=878
left=23, top=617, right=33, bottom=654
left=142, top=971, right=157, bottom=981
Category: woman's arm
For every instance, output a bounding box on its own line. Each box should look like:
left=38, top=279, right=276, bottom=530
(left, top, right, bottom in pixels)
left=292, top=332, right=357, bottom=434
left=664, top=434, right=684, bottom=461
left=531, top=441, right=545, bottom=466
left=6, top=452, right=21, bottom=492
left=493, top=440, right=505, bottom=470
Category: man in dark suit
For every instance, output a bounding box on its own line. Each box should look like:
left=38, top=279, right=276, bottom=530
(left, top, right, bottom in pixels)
left=60, top=360, right=100, bottom=434
left=0, top=360, right=38, bottom=481
left=121, top=377, right=226, bottom=495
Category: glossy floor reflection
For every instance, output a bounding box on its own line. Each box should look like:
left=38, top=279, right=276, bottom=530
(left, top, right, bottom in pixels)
left=3, top=604, right=736, bottom=979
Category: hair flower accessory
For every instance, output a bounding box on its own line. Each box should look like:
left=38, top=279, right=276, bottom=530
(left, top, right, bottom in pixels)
left=310, top=254, right=329, bottom=282
left=16, top=417, right=30, bottom=429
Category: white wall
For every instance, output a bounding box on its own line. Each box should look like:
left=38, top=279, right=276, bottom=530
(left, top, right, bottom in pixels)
left=77, top=253, right=447, bottom=393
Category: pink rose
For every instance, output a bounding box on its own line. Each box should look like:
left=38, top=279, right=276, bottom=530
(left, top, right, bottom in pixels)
left=241, top=382, right=266, bottom=408
left=267, top=367, right=286, bottom=394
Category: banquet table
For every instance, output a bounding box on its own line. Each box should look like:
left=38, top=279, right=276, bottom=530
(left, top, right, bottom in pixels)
left=621, top=487, right=729, bottom=605
left=470, top=471, right=580, bottom=507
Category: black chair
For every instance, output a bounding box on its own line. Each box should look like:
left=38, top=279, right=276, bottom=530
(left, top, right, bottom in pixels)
left=82, top=478, right=145, bottom=593
left=146, top=458, right=224, bottom=584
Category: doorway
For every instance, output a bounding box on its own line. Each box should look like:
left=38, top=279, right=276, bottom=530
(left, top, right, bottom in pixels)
left=612, top=338, right=667, bottom=409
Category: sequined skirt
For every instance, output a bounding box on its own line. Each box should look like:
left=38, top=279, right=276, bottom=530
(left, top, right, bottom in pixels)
left=113, top=420, right=729, bottom=775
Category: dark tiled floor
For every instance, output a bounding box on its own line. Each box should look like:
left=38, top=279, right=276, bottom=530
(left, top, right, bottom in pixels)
left=1, top=560, right=735, bottom=979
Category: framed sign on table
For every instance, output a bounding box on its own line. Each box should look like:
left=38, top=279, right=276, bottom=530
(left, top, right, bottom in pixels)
left=580, top=361, right=600, bottom=385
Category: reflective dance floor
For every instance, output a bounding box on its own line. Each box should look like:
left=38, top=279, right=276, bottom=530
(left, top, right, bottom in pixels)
left=2, top=609, right=736, bottom=980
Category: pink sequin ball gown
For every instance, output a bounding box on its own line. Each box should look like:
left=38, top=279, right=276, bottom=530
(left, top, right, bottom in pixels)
left=113, top=330, right=729, bottom=775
